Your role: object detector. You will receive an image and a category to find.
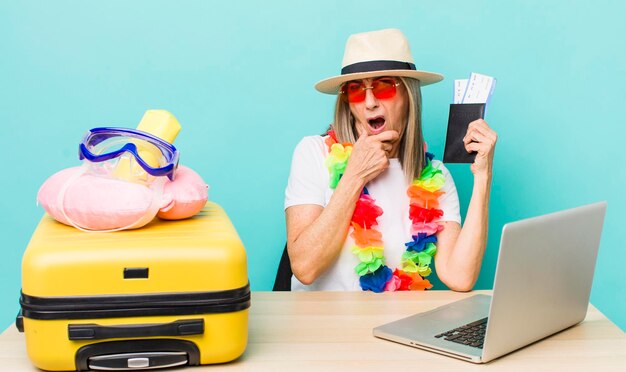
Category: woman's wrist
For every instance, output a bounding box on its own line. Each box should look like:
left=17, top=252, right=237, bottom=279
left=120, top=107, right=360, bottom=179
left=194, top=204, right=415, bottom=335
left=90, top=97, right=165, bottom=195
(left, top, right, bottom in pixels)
left=473, top=167, right=492, bottom=184
left=333, top=173, right=366, bottom=207
left=339, top=171, right=367, bottom=192
left=472, top=171, right=492, bottom=195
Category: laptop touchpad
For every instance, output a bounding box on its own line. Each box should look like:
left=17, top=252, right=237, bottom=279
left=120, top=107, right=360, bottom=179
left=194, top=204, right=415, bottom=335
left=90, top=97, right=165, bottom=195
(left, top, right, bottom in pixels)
left=419, top=294, right=491, bottom=330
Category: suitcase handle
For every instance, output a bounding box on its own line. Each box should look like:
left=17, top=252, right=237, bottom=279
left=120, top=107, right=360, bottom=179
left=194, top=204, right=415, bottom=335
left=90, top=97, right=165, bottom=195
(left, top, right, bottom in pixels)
left=68, top=319, right=204, bottom=340
left=15, top=309, right=24, bottom=333
left=75, top=339, right=200, bottom=371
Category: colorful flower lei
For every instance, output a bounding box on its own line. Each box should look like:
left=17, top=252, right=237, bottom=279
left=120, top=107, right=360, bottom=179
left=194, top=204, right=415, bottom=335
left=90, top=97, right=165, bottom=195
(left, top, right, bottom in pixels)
left=324, top=130, right=446, bottom=292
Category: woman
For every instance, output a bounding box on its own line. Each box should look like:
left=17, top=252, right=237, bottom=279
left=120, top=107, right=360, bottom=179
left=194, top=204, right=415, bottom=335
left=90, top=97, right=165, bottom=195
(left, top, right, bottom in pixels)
left=284, top=29, right=497, bottom=292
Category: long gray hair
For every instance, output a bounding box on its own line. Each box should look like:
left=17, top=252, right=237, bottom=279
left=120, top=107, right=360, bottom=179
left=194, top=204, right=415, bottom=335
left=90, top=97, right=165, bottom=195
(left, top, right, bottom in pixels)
left=331, top=77, right=424, bottom=184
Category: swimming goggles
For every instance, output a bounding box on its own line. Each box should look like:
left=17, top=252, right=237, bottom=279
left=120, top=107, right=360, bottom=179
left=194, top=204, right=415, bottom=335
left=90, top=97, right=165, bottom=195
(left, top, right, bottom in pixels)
left=79, top=127, right=179, bottom=180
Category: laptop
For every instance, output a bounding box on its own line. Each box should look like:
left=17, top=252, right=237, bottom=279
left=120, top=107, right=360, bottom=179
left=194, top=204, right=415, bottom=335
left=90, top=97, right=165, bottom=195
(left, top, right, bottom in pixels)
left=373, top=202, right=607, bottom=363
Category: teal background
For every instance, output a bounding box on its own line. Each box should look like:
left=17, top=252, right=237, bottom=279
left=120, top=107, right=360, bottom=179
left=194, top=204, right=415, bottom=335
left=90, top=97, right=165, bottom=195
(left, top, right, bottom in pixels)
left=1, top=0, right=624, bottom=332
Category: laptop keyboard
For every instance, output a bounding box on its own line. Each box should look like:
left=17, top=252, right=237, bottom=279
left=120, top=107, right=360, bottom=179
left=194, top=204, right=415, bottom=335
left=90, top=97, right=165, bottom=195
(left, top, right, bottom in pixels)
left=434, top=317, right=488, bottom=349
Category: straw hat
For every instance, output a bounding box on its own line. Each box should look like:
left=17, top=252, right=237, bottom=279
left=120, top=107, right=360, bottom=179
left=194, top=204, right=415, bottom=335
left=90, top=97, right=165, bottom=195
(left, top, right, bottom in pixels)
left=315, top=28, right=444, bottom=94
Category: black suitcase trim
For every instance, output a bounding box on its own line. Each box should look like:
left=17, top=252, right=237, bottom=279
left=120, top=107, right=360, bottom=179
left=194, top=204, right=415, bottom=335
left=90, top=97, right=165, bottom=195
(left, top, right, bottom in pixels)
left=20, top=283, right=250, bottom=320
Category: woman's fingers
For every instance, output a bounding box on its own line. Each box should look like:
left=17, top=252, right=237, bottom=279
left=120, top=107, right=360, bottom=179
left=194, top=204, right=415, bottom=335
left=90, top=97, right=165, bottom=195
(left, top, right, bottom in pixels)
left=345, top=130, right=400, bottom=184
left=467, top=120, right=497, bottom=141
left=463, top=119, right=498, bottom=176
left=373, top=130, right=399, bottom=155
left=355, top=129, right=369, bottom=144
left=372, top=130, right=400, bottom=143
left=464, top=130, right=490, bottom=150
left=464, top=120, right=497, bottom=149
left=464, top=135, right=495, bottom=157
left=465, top=141, right=484, bottom=154
left=381, top=142, right=393, bottom=154
left=358, top=130, right=399, bottom=156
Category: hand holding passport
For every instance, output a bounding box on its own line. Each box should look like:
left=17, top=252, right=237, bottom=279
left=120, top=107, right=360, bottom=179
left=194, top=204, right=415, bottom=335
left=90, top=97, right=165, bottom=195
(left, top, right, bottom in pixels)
left=443, top=73, right=496, bottom=163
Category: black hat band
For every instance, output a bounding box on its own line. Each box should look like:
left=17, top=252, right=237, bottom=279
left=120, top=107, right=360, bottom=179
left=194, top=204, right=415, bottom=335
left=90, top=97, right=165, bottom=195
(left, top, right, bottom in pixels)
left=341, top=60, right=416, bottom=75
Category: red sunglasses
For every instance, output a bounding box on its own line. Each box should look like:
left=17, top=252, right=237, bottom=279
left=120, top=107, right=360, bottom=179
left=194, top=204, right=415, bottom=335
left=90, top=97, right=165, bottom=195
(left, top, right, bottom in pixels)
left=340, top=77, right=400, bottom=103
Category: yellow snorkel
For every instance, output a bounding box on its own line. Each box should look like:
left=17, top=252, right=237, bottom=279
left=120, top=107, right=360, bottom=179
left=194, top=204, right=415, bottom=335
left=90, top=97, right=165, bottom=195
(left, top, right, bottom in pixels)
left=112, top=110, right=181, bottom=183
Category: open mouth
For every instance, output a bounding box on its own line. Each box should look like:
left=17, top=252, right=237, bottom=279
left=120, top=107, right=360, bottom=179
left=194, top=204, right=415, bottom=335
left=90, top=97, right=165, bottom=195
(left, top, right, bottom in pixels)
left=367, top=116, right=386, bottom=131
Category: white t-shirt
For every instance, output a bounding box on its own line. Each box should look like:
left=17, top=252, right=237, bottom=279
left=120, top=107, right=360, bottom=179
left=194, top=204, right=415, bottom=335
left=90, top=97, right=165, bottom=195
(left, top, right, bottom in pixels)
left=284, top=135, right=461, bottom=291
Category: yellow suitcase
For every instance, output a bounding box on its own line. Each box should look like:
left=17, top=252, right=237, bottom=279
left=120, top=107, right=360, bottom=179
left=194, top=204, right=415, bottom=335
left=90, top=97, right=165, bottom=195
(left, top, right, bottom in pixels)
left=16, top=202, right=249, bottom=371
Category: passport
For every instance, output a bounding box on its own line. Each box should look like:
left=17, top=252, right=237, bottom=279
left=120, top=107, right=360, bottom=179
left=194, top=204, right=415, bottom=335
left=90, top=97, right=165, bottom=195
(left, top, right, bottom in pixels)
left=443, top=103, right=485, bottom=164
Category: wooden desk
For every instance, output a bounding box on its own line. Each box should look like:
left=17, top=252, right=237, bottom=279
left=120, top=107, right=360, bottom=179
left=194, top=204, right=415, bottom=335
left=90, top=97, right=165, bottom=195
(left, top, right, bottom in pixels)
left=2, top=291, right=625, bottom=371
